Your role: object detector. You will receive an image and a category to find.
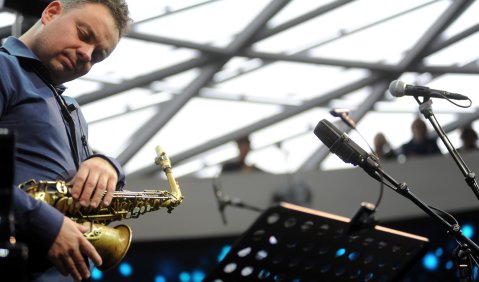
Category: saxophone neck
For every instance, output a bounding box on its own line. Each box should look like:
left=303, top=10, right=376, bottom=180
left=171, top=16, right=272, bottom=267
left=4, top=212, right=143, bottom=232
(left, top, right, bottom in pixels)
left=155, top=145, right=183, bottom=203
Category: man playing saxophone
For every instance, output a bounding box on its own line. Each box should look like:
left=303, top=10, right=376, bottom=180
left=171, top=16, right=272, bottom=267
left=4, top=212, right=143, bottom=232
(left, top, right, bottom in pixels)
left=0, top=1, right=131, bottom=281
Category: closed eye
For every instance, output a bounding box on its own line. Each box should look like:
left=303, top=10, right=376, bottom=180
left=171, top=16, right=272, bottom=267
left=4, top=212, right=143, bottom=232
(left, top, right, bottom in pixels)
left=77, top=27, right=91, bottom=42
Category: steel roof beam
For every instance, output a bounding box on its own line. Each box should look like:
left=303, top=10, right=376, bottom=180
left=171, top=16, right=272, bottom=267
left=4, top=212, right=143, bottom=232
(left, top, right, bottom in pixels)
left=126, top=0, right=354, bottom=56
left=131, top=74, right=384, bottom=176
left=126, top=31, right=227, bottom=54
left=253, top=0, right=356, bottom=41
left=133, top=0, right=222, bottom=25
left=219, top=0, right=440, bottom=84
left=397, top=0, right=472, bottom=71
left=116, top=0, right=293, bottom=165
left=243, top=50, right=400, bottom=72
left=76, top=55, right=213, bottom=105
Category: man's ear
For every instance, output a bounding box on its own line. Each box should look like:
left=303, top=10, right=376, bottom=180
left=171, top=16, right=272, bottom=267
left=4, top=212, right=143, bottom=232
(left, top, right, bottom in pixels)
left=41, top=1, right=63, bottom=24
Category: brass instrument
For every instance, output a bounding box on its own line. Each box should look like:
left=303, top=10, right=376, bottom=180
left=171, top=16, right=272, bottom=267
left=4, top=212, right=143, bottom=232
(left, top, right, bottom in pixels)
left=20, top=145, right=183, bottom=271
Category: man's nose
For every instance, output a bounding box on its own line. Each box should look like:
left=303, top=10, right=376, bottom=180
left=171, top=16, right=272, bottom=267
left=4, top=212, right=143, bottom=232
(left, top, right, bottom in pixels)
left=77, top=44, right=94, bottom=63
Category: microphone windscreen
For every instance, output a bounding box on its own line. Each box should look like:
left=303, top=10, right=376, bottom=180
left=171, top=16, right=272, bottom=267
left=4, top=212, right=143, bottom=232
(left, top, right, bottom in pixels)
left=314, top=119, right=342, bottom=149
left=388, top=80, right=405, bottom=97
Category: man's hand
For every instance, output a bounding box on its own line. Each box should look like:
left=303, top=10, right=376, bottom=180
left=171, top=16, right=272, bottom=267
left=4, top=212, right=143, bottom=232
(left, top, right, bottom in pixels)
left=48, top=217, right=102, bottom=281
left=70, top=157, right=118, bottom=208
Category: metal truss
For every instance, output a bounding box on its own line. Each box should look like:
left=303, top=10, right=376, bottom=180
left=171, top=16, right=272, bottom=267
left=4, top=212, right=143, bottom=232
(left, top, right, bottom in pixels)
left=1, top=0, right=478, bottom=177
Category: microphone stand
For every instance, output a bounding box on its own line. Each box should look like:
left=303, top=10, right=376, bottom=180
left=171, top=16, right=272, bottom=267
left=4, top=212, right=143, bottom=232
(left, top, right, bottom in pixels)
left=413, top=96, right=479, bottom=280
left=212, top=178, right=263, bottom=225
left=416, top=97, right=479, bottom=201
left=376, top=166, right=479, bottom=281
left=317, top=110, right=479, bottom=280
left=222, top=195, right=264, bottom=213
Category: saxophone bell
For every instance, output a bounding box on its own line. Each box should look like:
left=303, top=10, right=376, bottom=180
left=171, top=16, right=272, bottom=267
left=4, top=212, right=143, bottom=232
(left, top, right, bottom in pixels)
left=82, top=222, right=132, bottom=271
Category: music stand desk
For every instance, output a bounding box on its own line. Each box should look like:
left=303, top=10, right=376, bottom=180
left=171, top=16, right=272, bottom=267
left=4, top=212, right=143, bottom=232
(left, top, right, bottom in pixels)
left=204, top=202, right=429, bottom=282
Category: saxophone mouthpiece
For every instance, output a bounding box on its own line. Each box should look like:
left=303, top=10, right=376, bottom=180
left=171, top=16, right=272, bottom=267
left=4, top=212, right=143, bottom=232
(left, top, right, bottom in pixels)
left=155, top=145, right=164, bottom=157
left=154, top=145, right=171, bottom=170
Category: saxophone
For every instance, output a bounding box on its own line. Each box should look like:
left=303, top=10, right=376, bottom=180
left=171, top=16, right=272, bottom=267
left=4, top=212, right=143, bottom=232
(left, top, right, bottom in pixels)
left=20, top=145, right=183, bottom=271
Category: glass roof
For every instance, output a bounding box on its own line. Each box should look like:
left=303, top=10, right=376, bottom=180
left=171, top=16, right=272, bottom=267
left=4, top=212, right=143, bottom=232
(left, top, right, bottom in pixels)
left=1, top=0, right=479, bottom=178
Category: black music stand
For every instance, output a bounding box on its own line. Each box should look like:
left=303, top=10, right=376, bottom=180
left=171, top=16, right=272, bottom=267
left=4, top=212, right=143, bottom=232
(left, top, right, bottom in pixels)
left=0, top=129, right=28, bottom=282
left=204, top=202, right=429, bottom=282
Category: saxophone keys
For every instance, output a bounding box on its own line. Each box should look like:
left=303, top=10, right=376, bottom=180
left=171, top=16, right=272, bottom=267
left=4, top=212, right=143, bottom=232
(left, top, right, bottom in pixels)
left=56, top=181, right=68, bottom=194
left=132, top=207, right=140, bottom=217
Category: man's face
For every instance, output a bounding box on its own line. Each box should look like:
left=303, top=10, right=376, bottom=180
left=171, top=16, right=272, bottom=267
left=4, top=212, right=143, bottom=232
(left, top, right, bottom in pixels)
left=31, top=2, right=120, bottom=84
left=412, top=123, right=427, bottom=141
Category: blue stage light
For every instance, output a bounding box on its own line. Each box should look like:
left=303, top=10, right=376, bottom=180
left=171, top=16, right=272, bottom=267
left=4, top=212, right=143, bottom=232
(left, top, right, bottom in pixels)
left=217, top=245, right=231, bottom=262
left=155, top=275, right=167, bottom=282
left=348, top=251, right=359, bottom=261
left=179, top=271, right=191, bottom=282
left=91, top=267, right=103, bottom=280
left=118, top=262, right=133, bottom=277
left=445, top=260, right=453, bottom=270
left=335, top=248, right=346, bottom=257
left=192, top=270, right=205, bottom=282
left=462, top=224, right=474, bottom=239
left=422, top=253, right=439, bottom=271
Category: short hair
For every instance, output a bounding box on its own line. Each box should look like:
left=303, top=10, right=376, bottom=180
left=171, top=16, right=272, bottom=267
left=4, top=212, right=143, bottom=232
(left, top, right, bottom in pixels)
left=461, top=127, right=478, bottom=140
left=59, top=0, right=131, bottom=37
left=236, top=136, right=250, bottom=145
left=411, top=117, right=426, bottom=130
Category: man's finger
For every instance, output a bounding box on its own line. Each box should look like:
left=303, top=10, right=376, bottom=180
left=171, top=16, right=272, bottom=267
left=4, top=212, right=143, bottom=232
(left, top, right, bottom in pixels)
left=102, top=179, right=116, bottom=207
left=78, top=173, right=100, bottom=207
left=90, top=176, right=108, bottom=208
left=62, top=254, right=83, bottom=281
left=72, top=247, right=91, bottom=279
left=80, top=238, right=103, bottom=267
left=70, top=167, right=89, bottom=200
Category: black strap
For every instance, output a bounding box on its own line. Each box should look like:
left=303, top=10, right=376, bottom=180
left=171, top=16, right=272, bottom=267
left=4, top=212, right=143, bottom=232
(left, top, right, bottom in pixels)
left=0, top=46, right=81, bottom=169
left=38, top=75, right=81, bottom=170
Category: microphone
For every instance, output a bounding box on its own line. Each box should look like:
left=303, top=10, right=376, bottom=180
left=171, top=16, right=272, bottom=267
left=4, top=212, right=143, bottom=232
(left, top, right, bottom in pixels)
left=314, top=119, right=381, bottom=181
left=330, top=108, right=356, bottom=129
left=389, top=80, right=469, bottom=100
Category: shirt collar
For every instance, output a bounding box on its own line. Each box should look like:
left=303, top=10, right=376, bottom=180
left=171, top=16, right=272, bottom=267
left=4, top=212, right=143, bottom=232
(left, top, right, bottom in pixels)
left=2, top=36, right=67, bottom=93
left=3, top=36, right=40, bottom=61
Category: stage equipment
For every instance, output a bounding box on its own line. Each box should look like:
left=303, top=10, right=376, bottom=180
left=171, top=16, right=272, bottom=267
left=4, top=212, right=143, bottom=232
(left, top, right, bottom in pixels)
left=203, top=202, right=429, bottom=281
left=0, top=129, right=28, bottom=282
left=394, top=84, right=479, bottom=280
left=212, top=178, right=263, bottom=225
left=20, top=145, right=183, bottom=271
left=389, top=80, right=469, bottom=101
left=316, top=117, right=479, bottom=281
left=330, top=108, right=357, bottom=129
left=315, top=119, right=381, bottom=182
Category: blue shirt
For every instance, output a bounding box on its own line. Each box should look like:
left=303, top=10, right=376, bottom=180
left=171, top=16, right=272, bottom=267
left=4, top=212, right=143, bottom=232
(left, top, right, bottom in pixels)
left=0, top=37, right=125, bottom=272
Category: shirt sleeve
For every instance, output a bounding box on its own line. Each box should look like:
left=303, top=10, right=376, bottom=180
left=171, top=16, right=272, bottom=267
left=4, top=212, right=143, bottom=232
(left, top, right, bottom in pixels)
left=0, top=54, right=15, bottom=117
left=13, top=187, right=64, bottom=258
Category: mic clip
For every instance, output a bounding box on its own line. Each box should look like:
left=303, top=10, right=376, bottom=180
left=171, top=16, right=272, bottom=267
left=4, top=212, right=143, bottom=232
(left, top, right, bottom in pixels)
left=347, top=202, right=377, bottom=234
left=330, top=109, right=357, bottom=129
